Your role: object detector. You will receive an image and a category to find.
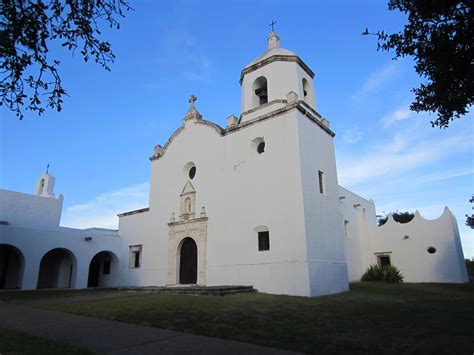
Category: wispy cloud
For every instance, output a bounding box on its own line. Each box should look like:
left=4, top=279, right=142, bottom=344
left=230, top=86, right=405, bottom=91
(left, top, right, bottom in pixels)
left=342, top=126, right=364, bottom=144
left=380, top=107, right=411, bottom=128
left=351, top=62, right=399, bottom=101
left=62, top=183, right=150, bottom=229
left=338, top=130, right=473, bottom=187
left=157, top=13, right=213, bottom=83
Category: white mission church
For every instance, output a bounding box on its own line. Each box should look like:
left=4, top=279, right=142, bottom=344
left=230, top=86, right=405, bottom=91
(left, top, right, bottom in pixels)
left=0, top=31, right=468, bottom=296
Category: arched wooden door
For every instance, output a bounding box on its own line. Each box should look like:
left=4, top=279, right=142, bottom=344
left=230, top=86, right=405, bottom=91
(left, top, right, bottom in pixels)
left=179, top=238, right=197, bottom=284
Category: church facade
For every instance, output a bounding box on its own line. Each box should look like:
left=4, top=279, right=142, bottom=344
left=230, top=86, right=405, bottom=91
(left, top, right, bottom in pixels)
left=0, top=32, right=468, bottom=296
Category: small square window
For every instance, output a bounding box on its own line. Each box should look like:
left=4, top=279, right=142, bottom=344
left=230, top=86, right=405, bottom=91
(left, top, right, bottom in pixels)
left=318, top=170, right=325, bottom=194
left=377, top=255, right=391, bottom=266
left=258, top=231, right=270, bottom=251
left=103, top=259, right=111, bottom=275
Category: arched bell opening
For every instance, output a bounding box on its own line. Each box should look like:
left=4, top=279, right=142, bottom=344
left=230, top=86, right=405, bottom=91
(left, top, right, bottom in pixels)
left=253, top=76, right=268, bottom=108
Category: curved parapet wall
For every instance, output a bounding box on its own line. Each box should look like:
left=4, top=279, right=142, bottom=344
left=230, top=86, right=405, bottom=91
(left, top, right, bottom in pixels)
left=354, top=207, right=468, bottom=283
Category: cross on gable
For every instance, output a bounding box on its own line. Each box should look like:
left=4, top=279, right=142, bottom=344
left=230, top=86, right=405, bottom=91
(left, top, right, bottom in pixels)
left=189, top=95, right=197, bottom=107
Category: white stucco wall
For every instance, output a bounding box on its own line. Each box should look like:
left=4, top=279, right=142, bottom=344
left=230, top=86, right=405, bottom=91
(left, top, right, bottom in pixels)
left=118, top=108, right=315, bottom=296
left=343, top=206, right=468, bottom=283
left=297, top=116, right=349, bottom=296
left=0, top=189, right=63, bottom=229
left=339, top=186, right=377, bottom=282
left=0, top=224, right=122, bottom=290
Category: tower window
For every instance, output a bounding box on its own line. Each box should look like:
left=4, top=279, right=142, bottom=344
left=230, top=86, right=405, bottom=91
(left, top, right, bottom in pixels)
left=302, top=78, right=313, bottom=106
left=258, top=231, right=270, bottom=251
left=253, top=76, right=268, bottom=107
left=257, top=141, right=265, bottom=154
left=318, top=170, right=325, bottom=194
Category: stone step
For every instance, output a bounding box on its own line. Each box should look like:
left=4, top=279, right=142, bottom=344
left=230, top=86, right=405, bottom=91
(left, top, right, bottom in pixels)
left=104, top=285, right=257, bottom=296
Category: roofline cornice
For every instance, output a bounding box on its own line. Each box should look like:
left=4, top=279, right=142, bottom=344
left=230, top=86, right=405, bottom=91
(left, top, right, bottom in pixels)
left=240, top=55, right=315, bottom=84
left=150, top=101, right=334, bottom=161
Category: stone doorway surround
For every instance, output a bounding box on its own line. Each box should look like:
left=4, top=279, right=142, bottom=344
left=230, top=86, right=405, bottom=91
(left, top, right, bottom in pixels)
left=167, top=181, right=208, bottom=285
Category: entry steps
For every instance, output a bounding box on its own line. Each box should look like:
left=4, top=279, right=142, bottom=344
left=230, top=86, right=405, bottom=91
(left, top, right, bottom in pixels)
left=109, top=285, right=257, bottom=296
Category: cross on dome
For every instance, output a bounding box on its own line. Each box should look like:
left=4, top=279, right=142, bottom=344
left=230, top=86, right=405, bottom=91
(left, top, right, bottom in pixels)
left=269, top=20, right=277, bottom=32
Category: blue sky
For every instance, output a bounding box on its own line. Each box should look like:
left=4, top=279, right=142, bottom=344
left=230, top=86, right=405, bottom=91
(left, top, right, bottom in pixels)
left=1, top=0, right=473, bottom=257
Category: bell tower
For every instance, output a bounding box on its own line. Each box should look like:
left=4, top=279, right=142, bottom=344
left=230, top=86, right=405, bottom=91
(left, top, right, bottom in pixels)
left=240, top=31, right=317, bottom=122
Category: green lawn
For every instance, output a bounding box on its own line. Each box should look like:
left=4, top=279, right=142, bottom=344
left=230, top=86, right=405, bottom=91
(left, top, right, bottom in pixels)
left=43, top=282, right=474, bottom=354
left=0, top=327, right=93, bottom=354
left=0, top=288, right=109, bottom=302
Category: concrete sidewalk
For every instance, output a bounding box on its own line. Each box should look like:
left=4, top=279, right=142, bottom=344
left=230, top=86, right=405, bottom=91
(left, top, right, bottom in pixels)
left=0, top=301, right=299, bottom=354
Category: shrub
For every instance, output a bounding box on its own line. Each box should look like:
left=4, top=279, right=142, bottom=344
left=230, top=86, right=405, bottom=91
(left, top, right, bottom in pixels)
left=465, top=259, right=474, bottom=277
left=361, top=264, right=404, bottom=283
left=378, top=211, right=415, bottom=226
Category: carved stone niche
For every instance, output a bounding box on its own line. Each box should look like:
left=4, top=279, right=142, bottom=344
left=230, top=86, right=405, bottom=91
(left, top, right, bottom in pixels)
left=180, top=181, right=196, bottom=221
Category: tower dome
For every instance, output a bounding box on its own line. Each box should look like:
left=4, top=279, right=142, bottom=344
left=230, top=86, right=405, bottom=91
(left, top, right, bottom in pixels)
left=244, top=31, right=296, bottom=69
left=240, top=31, right=316, bottom=121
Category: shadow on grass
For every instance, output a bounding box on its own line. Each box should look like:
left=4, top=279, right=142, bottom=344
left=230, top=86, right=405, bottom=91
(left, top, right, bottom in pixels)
left=0, top=327, right=93, bottom=354
left=40, top=282, right=474, bottom=354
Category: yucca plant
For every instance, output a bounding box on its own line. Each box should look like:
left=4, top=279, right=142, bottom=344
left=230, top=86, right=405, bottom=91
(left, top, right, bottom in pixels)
left=361, top=264, right=404, bottom=283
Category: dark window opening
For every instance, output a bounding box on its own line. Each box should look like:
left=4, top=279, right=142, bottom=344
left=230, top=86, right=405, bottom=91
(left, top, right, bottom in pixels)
left=189, top=166, right=196, bottom=179
left=103, top=260, right=111, bottom=275
left=257, top=141, right=265, bottom=154
left=318, top=171, right=325, bottom=194
left=378, top=255, right=391, bottom=266
left=304, top=89, right=308, bottom=97
left=427, top=246, right=436, bottom=254
left=134, top=252, right=141, bottom=268
left=255, top=87, right=268, bottom=105
left=258, top=231, right=270, bottom=251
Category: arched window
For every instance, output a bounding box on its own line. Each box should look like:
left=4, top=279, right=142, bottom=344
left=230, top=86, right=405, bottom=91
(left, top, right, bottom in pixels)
left=302, top=78, right=314, bottom=106
left=253, top=76, right=268, bottom=107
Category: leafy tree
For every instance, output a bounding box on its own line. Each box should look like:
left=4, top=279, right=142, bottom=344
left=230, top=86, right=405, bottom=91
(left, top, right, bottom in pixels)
left=466, top=195, right=474, bottom=229
left=1, top=0, right=131, bottom=119
left=378, top=211, right=415, bottom=226
left=364, top=0, right=473, bottom=128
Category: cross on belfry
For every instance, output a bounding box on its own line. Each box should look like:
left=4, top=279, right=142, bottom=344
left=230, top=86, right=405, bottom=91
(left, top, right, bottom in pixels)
left=189, top=95, right=197, bottom=107
left=269, top=20, right=277, bottom=32
left=46, top=163, right=50, bottom=173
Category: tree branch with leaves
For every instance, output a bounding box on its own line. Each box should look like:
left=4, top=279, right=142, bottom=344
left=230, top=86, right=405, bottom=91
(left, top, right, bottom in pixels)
left=0, top=0, right=131, bottom=119
left=364, top=0, right=473, bottom=128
